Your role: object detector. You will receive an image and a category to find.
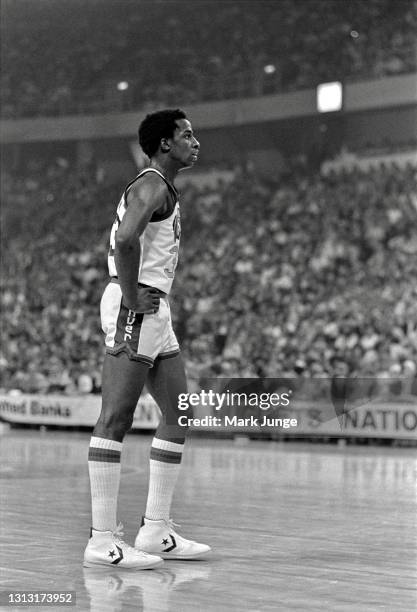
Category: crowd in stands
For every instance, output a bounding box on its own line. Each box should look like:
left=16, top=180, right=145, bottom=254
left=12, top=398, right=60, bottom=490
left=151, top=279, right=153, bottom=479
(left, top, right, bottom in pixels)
left=2, top=155, right=417, bottom=397
left=1, top=0, right=416, bottom=118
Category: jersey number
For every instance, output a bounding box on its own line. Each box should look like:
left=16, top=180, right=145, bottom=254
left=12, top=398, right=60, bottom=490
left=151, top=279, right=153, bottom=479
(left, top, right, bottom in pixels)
left=164, top=246, right=179, bottom=278
left=108, top=212, right=122, bottom=257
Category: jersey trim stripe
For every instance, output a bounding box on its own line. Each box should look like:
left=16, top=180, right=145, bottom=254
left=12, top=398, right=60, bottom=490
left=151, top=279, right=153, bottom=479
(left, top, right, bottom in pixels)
left=158, top=349, right=181, bottom=360
left=124, top=168, right=178, bottom=216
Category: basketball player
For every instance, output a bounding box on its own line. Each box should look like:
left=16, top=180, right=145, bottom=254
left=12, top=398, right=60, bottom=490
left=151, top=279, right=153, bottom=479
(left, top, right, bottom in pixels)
left=84, top=109, right=211, bottom=569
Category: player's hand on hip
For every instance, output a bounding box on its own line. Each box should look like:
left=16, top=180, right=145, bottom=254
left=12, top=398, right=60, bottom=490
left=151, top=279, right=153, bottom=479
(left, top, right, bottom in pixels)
left=125, top=287, right=160, bottom=314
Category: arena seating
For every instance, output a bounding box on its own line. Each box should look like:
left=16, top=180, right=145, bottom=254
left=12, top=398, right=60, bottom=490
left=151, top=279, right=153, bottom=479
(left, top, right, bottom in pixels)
left=1, top=0, right=416, bottom=118
left=2, top=158, right=416, bottom=392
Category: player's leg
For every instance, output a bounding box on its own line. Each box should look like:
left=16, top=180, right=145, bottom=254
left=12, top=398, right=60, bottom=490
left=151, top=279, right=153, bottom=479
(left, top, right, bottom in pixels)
left=143, top=353, right=189, bottom=522
left=135, top=353, right=211, bottom=558
left=88, top=352, right=148, bottom=531
left=85, top=352, right=163, bottom=569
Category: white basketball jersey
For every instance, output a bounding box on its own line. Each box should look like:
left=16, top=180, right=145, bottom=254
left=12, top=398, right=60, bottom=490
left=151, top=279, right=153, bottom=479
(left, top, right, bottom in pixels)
left=108, top=168, right=181, bottom=294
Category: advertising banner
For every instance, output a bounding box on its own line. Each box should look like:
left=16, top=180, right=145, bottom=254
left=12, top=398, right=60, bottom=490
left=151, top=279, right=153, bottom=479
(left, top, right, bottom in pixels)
left=180, top=378, right=417, bottom=440
left=0, top=393, right=160, bottom=429
left=0, top=377, right=416, bottom=440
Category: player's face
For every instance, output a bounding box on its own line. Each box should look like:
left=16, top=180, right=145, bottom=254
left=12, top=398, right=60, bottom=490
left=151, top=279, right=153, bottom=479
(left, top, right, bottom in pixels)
left=169, top=119, right=200, bottom=167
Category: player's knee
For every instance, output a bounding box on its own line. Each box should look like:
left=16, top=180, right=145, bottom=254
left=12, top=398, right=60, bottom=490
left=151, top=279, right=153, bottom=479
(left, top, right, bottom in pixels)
left=156, top=424, right=187, bottom=444
left=95, top=408, right=134, bottom=440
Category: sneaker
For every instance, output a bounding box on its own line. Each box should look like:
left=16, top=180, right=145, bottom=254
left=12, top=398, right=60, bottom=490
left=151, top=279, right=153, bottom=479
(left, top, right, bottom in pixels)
left=84, top=523, right=164, bottom=570
left=135, top=518, right=211, bottom=560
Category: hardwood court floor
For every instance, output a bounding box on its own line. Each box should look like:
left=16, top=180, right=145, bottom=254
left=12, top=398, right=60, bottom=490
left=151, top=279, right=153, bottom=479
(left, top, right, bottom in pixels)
left=0, top=429, right=416, bottom=612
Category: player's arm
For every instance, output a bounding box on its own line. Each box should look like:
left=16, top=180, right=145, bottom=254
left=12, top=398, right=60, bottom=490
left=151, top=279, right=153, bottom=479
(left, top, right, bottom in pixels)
left=114, top=176, right=167, bottom=313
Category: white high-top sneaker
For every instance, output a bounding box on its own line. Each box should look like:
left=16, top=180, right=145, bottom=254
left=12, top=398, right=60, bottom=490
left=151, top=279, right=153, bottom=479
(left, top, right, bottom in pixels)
left=84, top=523, right=163, bottom=569
left=135, top=518, right=211, bottom=560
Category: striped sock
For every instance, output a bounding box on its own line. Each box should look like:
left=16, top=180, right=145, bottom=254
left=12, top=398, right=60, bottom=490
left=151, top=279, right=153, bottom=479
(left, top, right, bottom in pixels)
left=145, top=437, right=184, bottom=522
left=88, top=436, right=122, bottom=532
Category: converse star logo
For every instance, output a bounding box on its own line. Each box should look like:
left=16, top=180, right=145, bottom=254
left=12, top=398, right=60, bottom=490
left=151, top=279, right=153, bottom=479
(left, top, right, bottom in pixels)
left=162, top=535, right=177, bottom=552
left=108, top=575, right=123, bottom=592
left=109, top=545, right=124, bottom=565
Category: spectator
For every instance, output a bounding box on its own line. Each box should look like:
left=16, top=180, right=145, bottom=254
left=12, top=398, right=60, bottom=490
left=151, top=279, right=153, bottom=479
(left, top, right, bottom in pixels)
left=1, top=0, right=416, bottom=118
left=2, top=155, right=416, bottom=396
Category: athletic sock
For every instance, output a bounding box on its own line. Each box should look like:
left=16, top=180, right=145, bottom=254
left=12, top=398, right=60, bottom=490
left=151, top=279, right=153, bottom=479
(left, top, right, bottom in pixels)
left=145, top=437, right=184, bottom=521
left=88, top=436, right=122, bottom=532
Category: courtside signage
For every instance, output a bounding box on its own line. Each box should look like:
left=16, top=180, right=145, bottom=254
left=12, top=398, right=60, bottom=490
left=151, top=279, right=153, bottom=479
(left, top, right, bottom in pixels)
left=0, top=394, right=416, bottom=439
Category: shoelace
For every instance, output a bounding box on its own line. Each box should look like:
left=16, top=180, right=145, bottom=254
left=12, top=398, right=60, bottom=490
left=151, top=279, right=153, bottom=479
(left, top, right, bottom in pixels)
left=112, top=523, right=137, bottom=552
left=112, top=523, right=126, bottom=544
left=112, top=523, right=156, bottom=557
left=166, top=519, right=197, bottom=546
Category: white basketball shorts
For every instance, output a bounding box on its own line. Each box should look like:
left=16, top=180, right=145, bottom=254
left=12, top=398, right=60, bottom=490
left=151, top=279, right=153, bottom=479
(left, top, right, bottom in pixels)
left=100, top=280, right=180, bottom=367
